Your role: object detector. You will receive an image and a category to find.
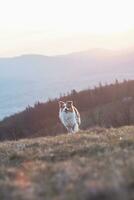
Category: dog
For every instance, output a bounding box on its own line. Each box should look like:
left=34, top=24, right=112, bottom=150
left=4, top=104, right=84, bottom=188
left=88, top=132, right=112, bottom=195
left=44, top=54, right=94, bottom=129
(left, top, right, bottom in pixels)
left=59, top=101, right=81, bottom=134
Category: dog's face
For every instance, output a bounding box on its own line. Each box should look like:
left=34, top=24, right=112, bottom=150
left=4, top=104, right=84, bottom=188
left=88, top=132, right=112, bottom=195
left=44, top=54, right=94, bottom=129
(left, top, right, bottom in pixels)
left=59, top=101, right=74, bottom=113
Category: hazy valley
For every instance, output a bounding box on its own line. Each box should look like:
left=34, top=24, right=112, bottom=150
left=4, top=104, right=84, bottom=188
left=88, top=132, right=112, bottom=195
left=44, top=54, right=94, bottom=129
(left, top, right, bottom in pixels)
left=0, top=48, right=134, bottom=119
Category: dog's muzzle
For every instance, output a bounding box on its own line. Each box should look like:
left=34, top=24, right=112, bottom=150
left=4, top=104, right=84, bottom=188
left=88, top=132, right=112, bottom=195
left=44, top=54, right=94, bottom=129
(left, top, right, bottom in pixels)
left=65, top=108, right=68, bottom=113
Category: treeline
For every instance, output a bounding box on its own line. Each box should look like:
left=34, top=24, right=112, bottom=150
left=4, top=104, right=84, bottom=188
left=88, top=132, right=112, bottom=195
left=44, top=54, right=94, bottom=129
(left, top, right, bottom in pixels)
left=0, top=80, right=134, bottom=140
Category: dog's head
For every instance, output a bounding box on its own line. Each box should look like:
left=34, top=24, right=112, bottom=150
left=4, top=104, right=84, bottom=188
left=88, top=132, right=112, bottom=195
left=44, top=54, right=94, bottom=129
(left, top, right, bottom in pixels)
left=59, top=101, right=74, bottom=113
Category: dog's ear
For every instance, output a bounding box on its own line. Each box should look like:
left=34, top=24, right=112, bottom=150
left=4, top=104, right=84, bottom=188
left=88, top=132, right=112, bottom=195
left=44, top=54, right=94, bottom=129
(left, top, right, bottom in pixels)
left=59, top=101, right=65, bottom=108
left=66, top=101, right=73, bottom=107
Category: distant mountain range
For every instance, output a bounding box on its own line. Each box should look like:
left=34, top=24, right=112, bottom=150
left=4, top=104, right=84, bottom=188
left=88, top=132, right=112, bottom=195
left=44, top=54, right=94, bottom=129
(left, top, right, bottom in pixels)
left=0, top=48, right=134, bottom=119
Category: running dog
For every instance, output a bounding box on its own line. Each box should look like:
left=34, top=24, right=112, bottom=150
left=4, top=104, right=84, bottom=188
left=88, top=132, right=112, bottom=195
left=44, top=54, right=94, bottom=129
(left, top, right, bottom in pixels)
left=59, top=101, right=81, bottom=134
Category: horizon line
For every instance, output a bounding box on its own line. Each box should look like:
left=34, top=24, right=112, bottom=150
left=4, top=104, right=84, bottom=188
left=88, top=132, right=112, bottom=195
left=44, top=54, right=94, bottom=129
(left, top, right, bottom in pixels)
left=0, top=47, right=134, bottom=59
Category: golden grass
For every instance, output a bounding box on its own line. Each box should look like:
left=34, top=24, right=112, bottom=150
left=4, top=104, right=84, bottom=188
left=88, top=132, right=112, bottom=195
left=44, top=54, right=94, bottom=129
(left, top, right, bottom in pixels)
left=0, top=126, right=134, bottom=200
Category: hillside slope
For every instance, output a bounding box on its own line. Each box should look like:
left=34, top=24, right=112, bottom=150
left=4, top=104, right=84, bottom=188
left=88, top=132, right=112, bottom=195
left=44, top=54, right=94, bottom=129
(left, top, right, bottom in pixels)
left=1, top=80, right=134, bottom=141
left=0, top=126, right=134, bottom=200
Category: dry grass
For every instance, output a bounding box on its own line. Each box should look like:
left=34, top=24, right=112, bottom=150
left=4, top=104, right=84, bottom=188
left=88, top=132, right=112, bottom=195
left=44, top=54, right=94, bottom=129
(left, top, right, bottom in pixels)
left=0, top=126, right=134, bottom=200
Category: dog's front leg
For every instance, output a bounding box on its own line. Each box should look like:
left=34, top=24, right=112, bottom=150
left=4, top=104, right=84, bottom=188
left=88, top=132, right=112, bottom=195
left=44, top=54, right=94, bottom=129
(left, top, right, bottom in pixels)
left=67, top=127, right=73, bottom=135
left=73, top=123, right=79, bottom=133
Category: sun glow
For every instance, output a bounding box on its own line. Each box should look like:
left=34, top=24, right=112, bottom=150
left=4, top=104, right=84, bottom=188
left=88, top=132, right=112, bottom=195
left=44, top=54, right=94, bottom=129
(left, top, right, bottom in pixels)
left=0, top=0, right=134, bottom=56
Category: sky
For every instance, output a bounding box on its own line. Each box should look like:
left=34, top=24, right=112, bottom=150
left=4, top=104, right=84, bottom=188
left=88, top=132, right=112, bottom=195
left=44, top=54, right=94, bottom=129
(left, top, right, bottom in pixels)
left=0, top=0, right=134, bottom=57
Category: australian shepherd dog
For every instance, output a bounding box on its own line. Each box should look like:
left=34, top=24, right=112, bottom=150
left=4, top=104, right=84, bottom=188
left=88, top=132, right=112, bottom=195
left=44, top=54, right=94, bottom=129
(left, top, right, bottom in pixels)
left=59, top=101, right=81, bottom=134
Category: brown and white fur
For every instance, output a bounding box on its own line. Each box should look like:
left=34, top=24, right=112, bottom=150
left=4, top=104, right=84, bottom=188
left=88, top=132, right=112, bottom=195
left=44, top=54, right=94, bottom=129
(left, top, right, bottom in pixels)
left=59, top=101, right=81, bottom=134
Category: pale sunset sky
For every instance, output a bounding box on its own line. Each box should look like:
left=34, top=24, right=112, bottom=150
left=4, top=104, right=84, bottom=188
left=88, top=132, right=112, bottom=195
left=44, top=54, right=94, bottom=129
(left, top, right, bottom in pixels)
left=0, top=0, right=134, bottom=57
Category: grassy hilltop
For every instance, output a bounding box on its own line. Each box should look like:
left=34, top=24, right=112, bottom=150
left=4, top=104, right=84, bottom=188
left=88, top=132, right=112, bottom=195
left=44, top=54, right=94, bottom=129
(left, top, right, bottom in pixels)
left=0, top=126, right=134, bottom=200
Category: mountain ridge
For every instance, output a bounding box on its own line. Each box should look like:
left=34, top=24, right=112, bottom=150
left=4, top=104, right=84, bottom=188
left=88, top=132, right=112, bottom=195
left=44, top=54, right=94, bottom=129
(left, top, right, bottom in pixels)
left=0, top=47, right=134, bottom=59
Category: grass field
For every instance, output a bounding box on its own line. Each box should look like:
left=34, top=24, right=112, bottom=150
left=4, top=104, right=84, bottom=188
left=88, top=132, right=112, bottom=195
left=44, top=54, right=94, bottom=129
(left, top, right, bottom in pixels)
left=0, top=126, right=134, bottom=200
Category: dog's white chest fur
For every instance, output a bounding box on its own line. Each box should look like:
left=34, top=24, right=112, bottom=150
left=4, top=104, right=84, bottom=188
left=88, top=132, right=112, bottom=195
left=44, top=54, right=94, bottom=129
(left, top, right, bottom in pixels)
left=59, top=111, right=76, bottom=128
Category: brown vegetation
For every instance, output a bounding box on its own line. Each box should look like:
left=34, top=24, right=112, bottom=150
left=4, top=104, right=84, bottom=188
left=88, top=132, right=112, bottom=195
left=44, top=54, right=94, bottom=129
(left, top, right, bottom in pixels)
left=0, top=126, right=134, bottom=199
